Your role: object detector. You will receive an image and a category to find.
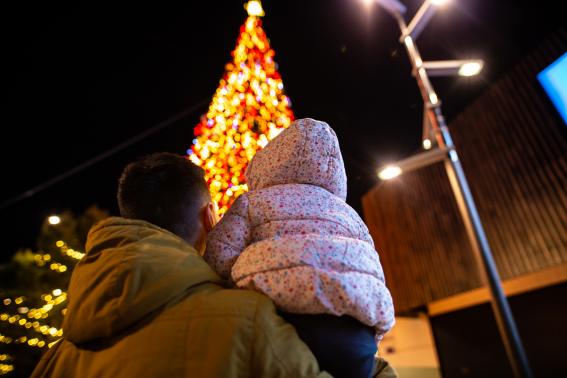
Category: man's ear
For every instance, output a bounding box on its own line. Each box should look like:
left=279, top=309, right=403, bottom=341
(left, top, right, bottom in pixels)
left=203, top=201, right=219, bottom=232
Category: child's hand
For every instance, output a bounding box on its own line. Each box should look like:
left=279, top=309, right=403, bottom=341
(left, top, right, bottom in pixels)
left=211, top=200, right=220, bottom=226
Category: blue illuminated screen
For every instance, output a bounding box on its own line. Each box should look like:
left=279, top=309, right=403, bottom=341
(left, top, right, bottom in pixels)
left=538, top=52, right=567, bottom=125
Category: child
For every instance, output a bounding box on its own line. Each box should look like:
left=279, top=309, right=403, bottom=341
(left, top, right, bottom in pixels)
left=205, top=118, right=395, bottom=377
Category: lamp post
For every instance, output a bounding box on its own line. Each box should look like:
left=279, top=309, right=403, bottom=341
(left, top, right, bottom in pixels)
left=369, top=1, right=533, bottom=377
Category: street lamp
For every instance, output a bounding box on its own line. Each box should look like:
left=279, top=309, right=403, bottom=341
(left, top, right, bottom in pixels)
left=378, top=147, right=449, bottom=180
left=422, top=59, right=485, bottom=77
left=47, top=215, right=61, bottom=225
left=368, top=1, right=533, bottom=377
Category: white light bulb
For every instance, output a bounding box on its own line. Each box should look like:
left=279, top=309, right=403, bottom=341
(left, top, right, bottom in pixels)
left=459, top=61, right=483, bottom=77
left=378, top=166, right=402, bottom=180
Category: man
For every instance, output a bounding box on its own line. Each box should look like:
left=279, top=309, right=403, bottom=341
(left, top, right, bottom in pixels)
left=32, top=152, right=397, bottom=377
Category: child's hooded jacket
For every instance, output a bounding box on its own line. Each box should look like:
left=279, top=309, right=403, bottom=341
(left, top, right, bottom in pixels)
left=205, top=118, right=395, bottom=335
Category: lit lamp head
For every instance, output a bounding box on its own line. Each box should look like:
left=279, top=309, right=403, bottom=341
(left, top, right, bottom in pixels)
left=377, top=147, right=450, bottom=180
left=458, top=61, right=484, bottom=77
left=48, top=215, right=61, bottom=225
left=378, top=165, right=403, bottom=180
left=422, top=59, right=484, bottom=77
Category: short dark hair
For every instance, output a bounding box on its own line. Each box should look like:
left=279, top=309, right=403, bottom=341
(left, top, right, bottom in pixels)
left=117, top=152, right=210, bottom=240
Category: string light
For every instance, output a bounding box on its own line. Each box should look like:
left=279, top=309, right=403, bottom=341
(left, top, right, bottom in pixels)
left=0, top=363, right=14, bottom=375
left=1, top=302, right=64, bottom=340
left=56, top=240, right=85, bottom=260
left=0, top=333, right=13, bottom=344
left=1, top=239, right=82, bottom=372
left=189, top=3, right=294, bottom=215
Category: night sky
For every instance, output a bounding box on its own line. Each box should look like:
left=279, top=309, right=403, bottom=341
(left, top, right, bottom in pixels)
left=1, top=0, right=563, bottom=260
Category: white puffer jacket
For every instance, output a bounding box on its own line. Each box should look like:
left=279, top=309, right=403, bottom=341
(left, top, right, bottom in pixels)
left=205, top=118, right=395, bottom=335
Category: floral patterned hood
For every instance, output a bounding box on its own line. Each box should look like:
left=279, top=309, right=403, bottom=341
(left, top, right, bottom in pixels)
left=245, top=118, right=348, bottom=201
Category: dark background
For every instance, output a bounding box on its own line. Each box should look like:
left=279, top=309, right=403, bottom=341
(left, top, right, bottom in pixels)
left=1, top=0, right=564, bottom=261
left=431, top=283, right=567, bottom=377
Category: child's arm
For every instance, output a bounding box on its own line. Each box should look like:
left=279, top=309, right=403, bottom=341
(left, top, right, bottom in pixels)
left=354, top=215, right=376, bottom=248
left=204, top=194, right=251, bottom=281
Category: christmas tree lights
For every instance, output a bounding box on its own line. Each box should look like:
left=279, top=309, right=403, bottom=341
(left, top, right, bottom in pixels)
left=0, top=240, right=78, bottom=375
left=188, top=0, right=294, bottom=214
left=0, top=207, right=107, bottom=375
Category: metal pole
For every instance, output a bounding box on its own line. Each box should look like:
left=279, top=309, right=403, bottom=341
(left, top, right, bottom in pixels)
left=392, top=12, right=533, bottom=378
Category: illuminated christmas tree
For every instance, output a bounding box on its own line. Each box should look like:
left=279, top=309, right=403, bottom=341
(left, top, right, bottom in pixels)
left=188, top=0, right=294, bottom=215
left=0, top=207, right=108, bottom=376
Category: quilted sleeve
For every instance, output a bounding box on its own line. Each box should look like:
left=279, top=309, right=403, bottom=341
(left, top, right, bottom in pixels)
left=204, top=194, right=251, bottom=281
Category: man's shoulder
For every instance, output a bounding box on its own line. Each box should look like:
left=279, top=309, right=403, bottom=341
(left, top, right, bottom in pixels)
left=182, top=287, right=275, bottom=320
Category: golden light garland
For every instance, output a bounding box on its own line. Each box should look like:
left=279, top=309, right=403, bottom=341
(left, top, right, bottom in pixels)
left=1, top=240, right=83, bottom=359
left=189, top=1, right=294, bottom=215
left=55, top=240, right=85, bottom=260
left=0, top=361, right=14, bottom=375
left=30, top=240, right=83, bottom=273
left=1, top=290, right=67, bottom=347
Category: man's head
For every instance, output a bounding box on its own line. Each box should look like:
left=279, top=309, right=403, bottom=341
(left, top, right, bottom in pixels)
left=117, top=152, right=217, bottom=252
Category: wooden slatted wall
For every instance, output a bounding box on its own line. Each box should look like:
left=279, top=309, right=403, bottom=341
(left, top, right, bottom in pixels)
left=362, top=28, right=567, bottom=313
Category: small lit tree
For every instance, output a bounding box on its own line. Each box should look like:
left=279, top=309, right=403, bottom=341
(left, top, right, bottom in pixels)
left=0, top=206, right=108, bottom=376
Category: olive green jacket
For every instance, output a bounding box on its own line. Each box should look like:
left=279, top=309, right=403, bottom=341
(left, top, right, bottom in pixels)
left=31, top=217, right=331, bottom=378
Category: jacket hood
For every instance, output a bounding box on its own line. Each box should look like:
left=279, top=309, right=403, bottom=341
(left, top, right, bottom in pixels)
left=62, top=217, right=223, bottom=344
left=245, top=118, right=347, bottom=200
